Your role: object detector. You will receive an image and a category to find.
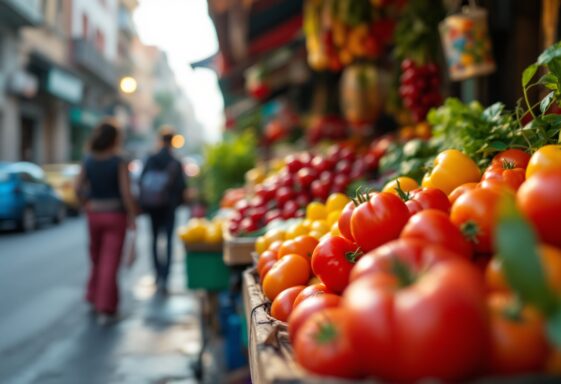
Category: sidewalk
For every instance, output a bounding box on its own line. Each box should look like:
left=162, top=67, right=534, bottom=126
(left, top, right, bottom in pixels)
left=9, top=210, right=229, bottom=384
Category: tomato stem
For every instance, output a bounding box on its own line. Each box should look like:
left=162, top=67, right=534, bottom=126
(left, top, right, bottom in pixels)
left=461, top=221, right=480, bottom=244
left=501, top=296, right=525, bottom=323
left=390, top=257, right=416, bottom=287
left=314, top=320, right=338, bottom=344
left=501, top=159, right=516, bottom=170
left=345, top=248, right=363, bottom=264
left=394, top=179, right=411, bottom=202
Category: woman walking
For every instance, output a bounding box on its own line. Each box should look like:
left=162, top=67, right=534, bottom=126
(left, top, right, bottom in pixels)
left=75, top=119, right=137, bottom=324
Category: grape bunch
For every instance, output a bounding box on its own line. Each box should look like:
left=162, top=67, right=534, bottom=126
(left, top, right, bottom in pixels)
left=399, top=59, right=442, bottom=123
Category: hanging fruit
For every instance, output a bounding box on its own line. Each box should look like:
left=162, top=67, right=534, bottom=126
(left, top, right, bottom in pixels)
left=341, top=63, right=385, bottom=127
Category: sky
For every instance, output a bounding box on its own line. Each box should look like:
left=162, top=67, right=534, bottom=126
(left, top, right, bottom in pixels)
left=134, top=0, right=223, bottom=142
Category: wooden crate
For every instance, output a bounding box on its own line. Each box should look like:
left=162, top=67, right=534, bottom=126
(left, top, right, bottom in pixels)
left=223, top=225, right=256, bottom=266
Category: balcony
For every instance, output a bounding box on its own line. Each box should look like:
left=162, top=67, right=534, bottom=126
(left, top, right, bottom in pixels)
left=72, top=38, right=118, bottom=89
left=0, top=0, right=42, bottom=28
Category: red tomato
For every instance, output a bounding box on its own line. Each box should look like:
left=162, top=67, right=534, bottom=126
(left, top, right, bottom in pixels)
left=404, top=187, right=451, bottom=215
left=488, top=293, right=548, bottom=374
left=263, top=254, right=310, bottom=301
left=292, top=283, right=333, bottom=308
left=400, top=210, right=473, bottom=259
left=481, top=162, right=526, bottom=191
left=337, top=201, right=355, bottom=241
left=449, top=182, right=478, bottom=205
left=517, top=171, right=561, bottom=248
left=270, top=285, right=306, bottom=322
left=350, top=192, right=410, bottom=252
left=343, top=241, right=489, bottom=381
left=450, top=188, right=502, bottom=254
left=293, top=308, right=363, bottom=379
left=311, top=235, right=361, bottom=293
left=288, top=294, right=342, bottom=343
left=492, top=149, right=531, bottom=169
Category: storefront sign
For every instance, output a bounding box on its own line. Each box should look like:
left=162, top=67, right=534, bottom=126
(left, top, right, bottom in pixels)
left=47, top=69, right=83, bottom=104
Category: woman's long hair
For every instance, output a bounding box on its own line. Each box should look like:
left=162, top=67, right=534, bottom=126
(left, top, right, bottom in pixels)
left=89, top=119, right=120, bottom=153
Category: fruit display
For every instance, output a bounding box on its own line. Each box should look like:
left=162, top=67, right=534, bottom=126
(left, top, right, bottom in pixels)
left=242, top=45, right=561, bottom=382
left=227, top=144, right=381, bottom=237
left=399, top=59, right=442, bottom=123
left=177, top=217, right=224, bottom=245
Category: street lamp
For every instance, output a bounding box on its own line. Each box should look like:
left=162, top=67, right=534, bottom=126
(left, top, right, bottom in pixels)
left=171, top=134, right=185, bottom=149
left=119, top=76, right=138, bottom=94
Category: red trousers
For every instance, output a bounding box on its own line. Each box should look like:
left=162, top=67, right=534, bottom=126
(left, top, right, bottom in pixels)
left=86, top=211, right=127, bottom=314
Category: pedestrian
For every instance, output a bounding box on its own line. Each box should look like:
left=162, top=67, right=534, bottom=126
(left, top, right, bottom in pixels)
left=75, top=119, right=137, bottom=324
left=139, top=126, right=187, bottom=293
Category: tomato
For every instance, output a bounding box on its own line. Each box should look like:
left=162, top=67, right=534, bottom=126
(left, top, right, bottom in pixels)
left=526, top=145, right=561, bottom=179
left=267, top=240, right=283, bottom=253
left=403, top=187, right=451, bottom=215
left=276, top=186, right=295, bottom=207
left=486, top=244, right=561, bottom=295
left=492, top=149, right=531, bottom=169
left=326, top=210, right=341, bottom=226
left=381, top=176, right=419, bottom=196
left=478, top=178, right=517, bottom=195
left=400, top=210, right=472, bottom=259
left=259, top=260, right=276, bottom=281
left=297, top=167, right=318, bottom=188
left=293, top=308, right=362, bottom=378
left=264, top=228, right=286, bottom=245
left=293, top=283, right=333, bottom=308
left=311, top=235, right=362, bottom=293
left=263, top=254, right=311, bottom=300
left=278, top=235, right=319, bottom=262
left=422, top=149, right=481, bottom=195
left=343, top=242, right=489, bottom=381
left=306, top=202, right=327, bottom=221
left=481, top=161, right=525, bottom=191
left=288, top=294, right=342, bottom=343
left=488, top=293, right=548, bottom=374
left=325, top=193, right=350, bottom=213
left=270, top=285, right=306, bottom=322
left=517, top=171, right=561, bottom=248
left=337, top=201, right=355, bottom=241
left=546, top=349, right=561, bottom=375
left=451, top=188, right=502, bottom=254
left=311, top=180, right=330, bottom=200
left=350, top=192, right=410, bottom=252
left=448, top=182, right=478, bottom=205
left=255, top=236, right=268, bottom=255
left=285, top=222, right=308, bottom=240
left=257, top=250, right=277, bottom=275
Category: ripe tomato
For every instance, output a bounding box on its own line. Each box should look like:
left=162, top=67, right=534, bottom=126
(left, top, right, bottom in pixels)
left=292, top=283, right=333, bottom=308
left=350, top=192, right=410, bottom=252
left=422, top=149, right=481, bottom=195
left=337, top=201, right=355, bottom=241
left=403, top=187, right=451, bottom=215
left=400, top=210, right=472, bottom=259
left=449, top=182, right=478, bottom=205
left=526, top=145, right=561, bottom=179
left=259, top=260, right=276, bottom=281
left=293, top=308, right=362, bottom=379
left=517, top=171, right=561, bottom=248
left=485, top=244, right=561, bottom=295
left=343, top=244, right=489, bottom=381
left=278, top=235, right=319, bottom=261
left=492, top=149, right=531, bottom=169
left=306, top=202, right=327, bottom=221
left=288, top=294, right=342, bottom=343
left=481, top=161, right=525, bottom=191
left=451, top=187, right=502, bottom=254
left=257, top=250, right=278, bottom=275
left=270, top=285, right=306, bottom=322
left=382, top=176, right=419, bottom=196
left=311, top=235, right=362, bottom=293
left=267, top=240, right=283, bottom=253
left=488, top=293, right=548, bottom=374
left=263, top=254, right=310, bottom=301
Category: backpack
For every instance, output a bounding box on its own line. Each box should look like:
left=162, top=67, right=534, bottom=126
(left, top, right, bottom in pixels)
left=139, top=161, right=176, bottom=208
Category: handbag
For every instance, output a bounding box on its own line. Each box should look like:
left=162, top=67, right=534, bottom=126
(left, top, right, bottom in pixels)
left=122, top=228, right=137, bottom=268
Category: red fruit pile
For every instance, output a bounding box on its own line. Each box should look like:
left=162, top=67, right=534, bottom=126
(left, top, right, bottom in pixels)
left=399, top=59, right=442, bottom=123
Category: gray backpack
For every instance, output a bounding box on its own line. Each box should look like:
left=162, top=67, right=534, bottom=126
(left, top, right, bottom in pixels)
left=139, top=162, right=176, bottom=208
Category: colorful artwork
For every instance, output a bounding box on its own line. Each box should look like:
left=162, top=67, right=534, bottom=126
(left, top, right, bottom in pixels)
left=439, top=7, right=495, bottom=81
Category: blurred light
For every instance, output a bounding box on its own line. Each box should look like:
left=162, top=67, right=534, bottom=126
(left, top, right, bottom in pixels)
left=184, top=163, right=200, bottom=177
left=120, top=76, right=138, bottom=94
left=128, top=159, right=143, bottom=175
left=172, top=134, right=185, bottom=149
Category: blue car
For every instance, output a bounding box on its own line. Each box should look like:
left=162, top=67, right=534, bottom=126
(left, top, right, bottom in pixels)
left=0, top=162, right=66, bottom=231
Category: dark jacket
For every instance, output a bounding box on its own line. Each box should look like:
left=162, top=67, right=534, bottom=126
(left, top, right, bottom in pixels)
left=140, top=148, right=186, bottom=209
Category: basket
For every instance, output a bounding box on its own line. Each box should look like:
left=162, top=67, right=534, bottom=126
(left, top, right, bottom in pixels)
left=184, top=246, right=230, bottom=291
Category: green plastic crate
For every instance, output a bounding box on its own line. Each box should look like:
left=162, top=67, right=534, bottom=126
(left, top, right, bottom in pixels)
left=185, top=250, right=230, bottom=291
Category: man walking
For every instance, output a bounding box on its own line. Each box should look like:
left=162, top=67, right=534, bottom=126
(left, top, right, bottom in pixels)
left=139, top=127, right=186, bottom=293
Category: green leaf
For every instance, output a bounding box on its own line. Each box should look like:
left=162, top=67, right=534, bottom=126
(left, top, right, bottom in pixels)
left=538, top=41, right=561, bottom=65
left=538, top=73, right=559, bottom=87
left=522, top=63, right=538, bottom=87
left=495, top=196, right=558, bottom=315
left=540, top=91, right=556, bottom=114
left=547, top=307, right=561, bottom=349
left=549, top=60, right=561, bottom=79
left=489, top=141, right=508, bottom=150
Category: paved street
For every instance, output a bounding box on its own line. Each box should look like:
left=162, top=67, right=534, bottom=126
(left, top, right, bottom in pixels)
left=0, top=211, right=211, bottom=384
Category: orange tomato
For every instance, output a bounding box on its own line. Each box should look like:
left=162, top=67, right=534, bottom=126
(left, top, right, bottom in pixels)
left=526, top=145, right=561, bottom=179
left=271, top=285, right=306, bottom=322
left=257, top=250, right=277, bottom=275
left=448, top=183, right=478, bottom=205
left=488, top=293, right=548, bottom=374
left=278, top=235, right=319, bottom=261
left=263, top=254, right=311, bottom=301
left=485, top=258, right=510, bottom=293
left=268, top=240, right=283, bottom=254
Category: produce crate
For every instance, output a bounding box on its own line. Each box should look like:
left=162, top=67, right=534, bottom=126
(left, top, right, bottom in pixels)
left=223, top=225, right=256, bottom=266
left=184, top=243, right=230, bottom=291
left=242, top=269, right=557, bottom=384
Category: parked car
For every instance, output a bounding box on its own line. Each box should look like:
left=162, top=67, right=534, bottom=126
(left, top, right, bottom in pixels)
left=43, top=163, right=81, bottom=214
left=0, top=162, right=66, bottom=231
